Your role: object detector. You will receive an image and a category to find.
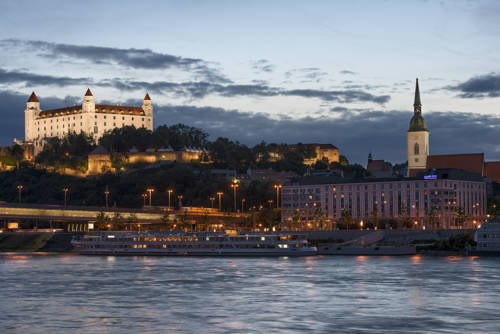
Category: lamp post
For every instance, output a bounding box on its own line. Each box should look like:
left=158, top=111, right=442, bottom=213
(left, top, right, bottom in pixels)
left=241, top=198, right=246, bottom=213
left=217, top=192, right=223, bottom=211
left=210, top=196, right=215, bottom=209
left=268, top=199, right=273, bottom=208
left=146, top=188, right=154, bottom=206
left=178, top=195, right=183, bottom=208
left=104, top=185, right=110, bottom=208
left=273, top=184, right=282, bottom=208
left=142, top=193, right=147, bottom=207
left=17, top=185, right=23, bottom=203
left=167, top=189, right=174, bottom=210
left=62, top=187, right=69, bottom=208
left=230, top=183, right=239, bottom=212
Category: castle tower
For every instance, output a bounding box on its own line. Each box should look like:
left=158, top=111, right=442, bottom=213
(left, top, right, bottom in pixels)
left=82, top=88, right=95, bottom=113
left=142, top=93, right=153, bottom=126
left=25, top=92, right=40, bottom=141
left=407, top=78, right=429, bottom=177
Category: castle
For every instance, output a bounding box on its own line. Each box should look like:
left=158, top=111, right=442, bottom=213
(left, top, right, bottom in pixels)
left=24, top=89, right=153, bottom=153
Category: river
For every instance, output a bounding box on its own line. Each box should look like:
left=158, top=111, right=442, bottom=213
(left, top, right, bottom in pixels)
left=0, top=254, right=499, bottom=333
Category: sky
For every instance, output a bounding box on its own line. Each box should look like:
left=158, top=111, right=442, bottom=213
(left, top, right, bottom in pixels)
left=1, top=0, right=500, bottom=165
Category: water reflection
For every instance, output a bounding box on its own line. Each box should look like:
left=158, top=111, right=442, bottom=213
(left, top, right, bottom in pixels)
left=1, top=255, right=500, bottom=333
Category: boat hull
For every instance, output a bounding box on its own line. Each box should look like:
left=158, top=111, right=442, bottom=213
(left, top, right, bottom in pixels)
left=76, top=248, right=317, bottom=257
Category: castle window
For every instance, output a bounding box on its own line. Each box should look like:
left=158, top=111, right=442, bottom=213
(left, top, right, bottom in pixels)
left=122, top=117, right=125, bottom=120
left=132, top=117, right=134, bottom=120
left=414, top=143, right=419, bottom=155
left=104, top=122, right=106, bottom=126
left=104, top=116, right=106, bottom=119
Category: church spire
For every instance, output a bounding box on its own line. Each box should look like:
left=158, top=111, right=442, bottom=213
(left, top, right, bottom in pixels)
left=413, top=78, right=422, bottom=114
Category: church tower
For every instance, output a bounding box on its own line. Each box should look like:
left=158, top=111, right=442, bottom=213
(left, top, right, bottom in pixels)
left=25, top=92, right=40, bottom=141
left=82, top=88, right=95, bottom=113
left=407, top=78, right=429, bottom=177
left=142, top=93, right=153, bottom=126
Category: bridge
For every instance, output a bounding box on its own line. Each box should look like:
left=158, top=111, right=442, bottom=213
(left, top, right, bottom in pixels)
left=0, top=203, right=248, bottom=231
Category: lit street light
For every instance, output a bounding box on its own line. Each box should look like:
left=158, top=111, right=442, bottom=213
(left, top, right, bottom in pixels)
left=241, top=198, right=246, bottom=213
left=167, top=189, right=174, bottom=210
left=273, top=184, right=282, bottom=208
left=178, top=195, right=183, bottom=208
left=217, top=192, right=223, bottom=211
left=230, top=183, right=239, bottom=212
left=146, top=188, right=155, bottom=206
left=62, top=187, right=69, bottom=207
left=268, top=199, right=274, bottom=208
left=210, top=196, right=215, bottom=209
left=141, top=193, right=147, bottom=207
left=17, top=185, right=23, bottom=204
left=104, top=185, right=110, bottom=208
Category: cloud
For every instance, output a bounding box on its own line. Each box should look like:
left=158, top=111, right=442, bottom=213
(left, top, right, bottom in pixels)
left=251, top=59, right=275, bottom=73
left=1, top=39, right=230, bottom=83
left=0, top=67, right=91, bottom=87
left=340, top=70, right=357, bottom=75
left=110, top=79, right=390, bottom=104
left=284, top=67, right=328, bottom=83
left=447, top=73, right=500, bottom=98
left=155, top=104, right=500, bottom=164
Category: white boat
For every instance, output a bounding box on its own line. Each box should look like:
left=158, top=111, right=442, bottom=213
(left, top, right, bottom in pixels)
left=469, top=220, right=500, bottom=256
left=71, top=232, right=317, bottom=256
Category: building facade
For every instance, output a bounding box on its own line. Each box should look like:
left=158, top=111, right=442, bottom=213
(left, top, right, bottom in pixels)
left=281, top=177, right=487, bottom=229
left=24, top=89, right=153, bottom=153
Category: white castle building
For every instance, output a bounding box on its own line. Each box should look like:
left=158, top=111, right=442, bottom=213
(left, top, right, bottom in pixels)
left=24, top=89, right=153, bottom=153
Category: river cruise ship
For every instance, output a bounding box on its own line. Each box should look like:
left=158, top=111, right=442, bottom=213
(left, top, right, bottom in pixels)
left=469, top=220, right=500, bottom=256
left=71, top=232, right=317, bottom=256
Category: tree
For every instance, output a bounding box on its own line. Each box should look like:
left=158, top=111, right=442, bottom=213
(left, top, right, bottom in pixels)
left=8, top=144, right=24, bottom=169
left=425, top=206, right=439, bottom=230
left=95, top=211, right=110, bottom=230
left=341, top=209, right=354, bottom=230
left=455, top=206, right=467, bottom=229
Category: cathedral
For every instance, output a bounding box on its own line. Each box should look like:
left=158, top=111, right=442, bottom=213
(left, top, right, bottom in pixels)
left=407, top=79, right=500, bottom=181
left=407, top=79, right=429, bottom=177
left=24, top=89, right=154, bottom=153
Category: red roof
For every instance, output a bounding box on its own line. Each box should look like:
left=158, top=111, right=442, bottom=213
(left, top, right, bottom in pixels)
left=144, top=93, right=151, bottom=100
left=37, top=104, right=145, bottom=118
left=27, top=92, right=39, bottom=102
left=85, top=88, right=93, bottom=96
left=427, top=153, right=484, bottom=176
left=485, top=162, right=500, bottom=182
left=367, top=160, right=392, bottom=172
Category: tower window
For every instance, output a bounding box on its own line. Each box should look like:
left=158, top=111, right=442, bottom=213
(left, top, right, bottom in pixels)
left=414, top=143, right=420, bottom=155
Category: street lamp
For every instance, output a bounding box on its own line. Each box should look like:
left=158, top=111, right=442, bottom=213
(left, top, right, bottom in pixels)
left=268, top=199, right=273, bottom=208
left=273, top=184, right=282, bottom=208
left=104, top=185, right=110, bottom=208
left=210, top=196, right=215, bottom=209
left=178, top=195, right=183, bottom=208
left=62, top=187, right=69, bottom=207
left=217, top=192, right=223, bottom=211
left=141, top=193, right=147, bottom=207
left=146, top=188, right=154, bottom=206
left=241, top=198, right=246, bottom=213
left=167, top=189, right=174, bottom=210
left=17, top=185, right=23, bottom=204
left=230, top=183, right=239, bottom=212
left=360, top=220, right=364, bottom=230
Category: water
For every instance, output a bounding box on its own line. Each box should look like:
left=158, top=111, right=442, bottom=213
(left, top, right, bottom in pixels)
left=0, top=254, right=499, bottom=334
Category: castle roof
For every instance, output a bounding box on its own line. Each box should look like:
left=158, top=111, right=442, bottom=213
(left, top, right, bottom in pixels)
left=27, top=92, right=39, bottom=102
left=85, top=88, right=93, bottom=96
left=36, top=104, right=145, bottom=118
left=89, top=145, right=110, bottom=156
left=144, top=93, right=151, bottom=100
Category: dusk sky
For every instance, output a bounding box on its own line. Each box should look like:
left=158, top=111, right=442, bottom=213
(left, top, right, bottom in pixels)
left=1, top=0, right=500, bottom=164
